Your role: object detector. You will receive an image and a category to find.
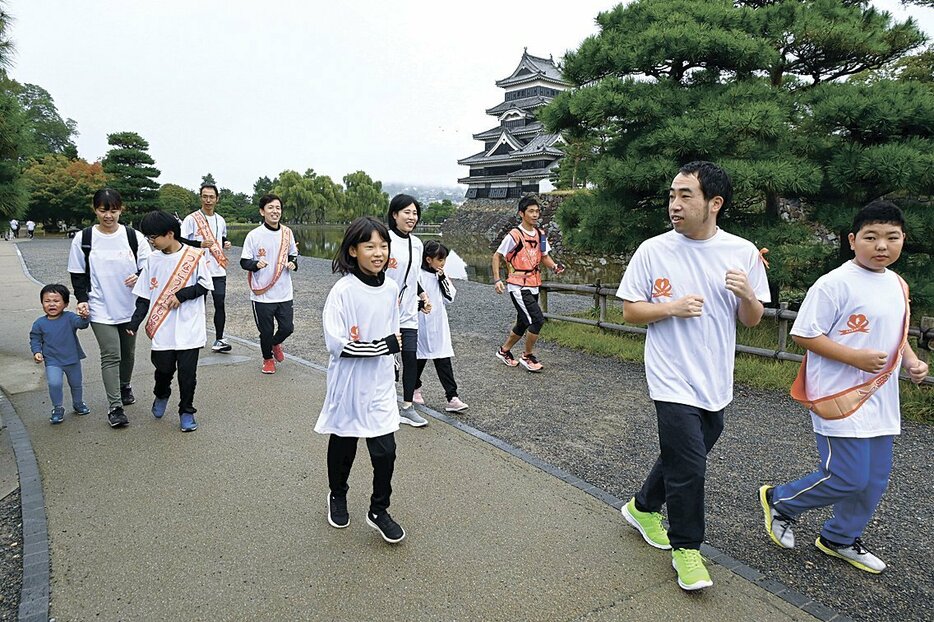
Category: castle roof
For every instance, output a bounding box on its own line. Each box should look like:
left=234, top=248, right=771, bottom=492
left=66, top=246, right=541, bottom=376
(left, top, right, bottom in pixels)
left=496, top=50, right=568, bottom=88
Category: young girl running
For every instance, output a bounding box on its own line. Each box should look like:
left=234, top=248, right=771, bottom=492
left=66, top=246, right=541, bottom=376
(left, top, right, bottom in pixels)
left=315, top=217, right=406, bottom=544
left=413, top=241, right=468, bottom=412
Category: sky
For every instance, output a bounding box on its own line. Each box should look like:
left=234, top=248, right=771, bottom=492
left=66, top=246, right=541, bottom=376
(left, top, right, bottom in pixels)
left=5, top=1, right=933, bottom=195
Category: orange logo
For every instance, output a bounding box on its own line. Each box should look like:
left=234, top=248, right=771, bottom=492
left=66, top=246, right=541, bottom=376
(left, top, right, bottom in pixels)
left=839, top=314, right=870, bottom=335
left=387, top=257, right=398, bottom=270
left=258, top=248, right=267, bottom=257
left=349, top=325, right=360, bottom=341
left=652, top=278, right=672, bottom=298
left=149, top=277, right=159, bottom=291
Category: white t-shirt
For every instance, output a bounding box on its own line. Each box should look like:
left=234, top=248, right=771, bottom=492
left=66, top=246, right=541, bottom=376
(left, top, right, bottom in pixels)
left=67, top=225, right=153, bottom=324
left=496, top=225, right=551, bottom=294
left=315, top=274, right=401, bottom=438
left=417, top=269, right=456, bottom=359
left=617, top=229, right=771, bottom=411
left=132, top=247, right=213, bottom=351
left=791, top=261, right=906, bottom=437
left=181, top=210, right=228, bottom=278
left=386, top=229, right=424, bottom=329
left=241, top=224, right=298, bottom=303
left=26, top=220, right=35, bottom=231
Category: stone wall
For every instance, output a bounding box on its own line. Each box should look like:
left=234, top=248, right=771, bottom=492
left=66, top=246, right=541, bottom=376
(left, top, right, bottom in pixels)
left=440, top=193, right=570, bottom=254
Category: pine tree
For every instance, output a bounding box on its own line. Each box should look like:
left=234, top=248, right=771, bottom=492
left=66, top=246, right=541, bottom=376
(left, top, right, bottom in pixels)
left=101, top=131, right=161, bottom=214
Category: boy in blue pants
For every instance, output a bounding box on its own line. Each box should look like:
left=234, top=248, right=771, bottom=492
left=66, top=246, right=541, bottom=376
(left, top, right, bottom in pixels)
left=759, top=200, right=928, bottom=573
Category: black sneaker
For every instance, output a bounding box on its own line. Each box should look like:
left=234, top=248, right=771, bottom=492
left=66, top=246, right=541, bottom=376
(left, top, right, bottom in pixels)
left=366, top=511, right=405, bottom=543
left=327, top=492, right=350, bottom=529
left=120, top=385, right=136, bottom=405
left=108, top=407, right=129, bottom=428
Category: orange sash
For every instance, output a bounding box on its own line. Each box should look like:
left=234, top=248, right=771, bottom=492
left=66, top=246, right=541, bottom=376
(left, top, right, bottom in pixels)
left=192, top=211, right=228, bottom=269
left=145, top=246, right=204, bottom=339
left=790, top=276, right=910, bottom=420
left=248, top=226, right=292, bottom=295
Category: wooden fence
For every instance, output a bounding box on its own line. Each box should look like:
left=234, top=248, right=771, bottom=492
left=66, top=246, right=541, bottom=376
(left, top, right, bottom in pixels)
left=539, top=281, right=934, bottom=386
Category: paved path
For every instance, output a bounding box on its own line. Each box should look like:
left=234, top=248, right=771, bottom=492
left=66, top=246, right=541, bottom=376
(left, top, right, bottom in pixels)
left=0, top=240, right=827, bottom=621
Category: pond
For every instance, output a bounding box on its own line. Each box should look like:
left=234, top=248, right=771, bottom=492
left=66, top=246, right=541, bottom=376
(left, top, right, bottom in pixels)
left=226, top=224, right=625, bottom=285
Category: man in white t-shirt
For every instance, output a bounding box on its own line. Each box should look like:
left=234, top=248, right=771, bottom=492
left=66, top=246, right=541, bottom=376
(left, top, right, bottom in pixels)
left=26, top=220, right=36, bottom=239
left=616, top=161, right=770, bottom=591
left=9, top=218, right=18, bottom=238
left=240, top=194, right=298, bottom=374
left=758, top=200, right=928, bottom=575
left=181, top=183, right=233, bottom=353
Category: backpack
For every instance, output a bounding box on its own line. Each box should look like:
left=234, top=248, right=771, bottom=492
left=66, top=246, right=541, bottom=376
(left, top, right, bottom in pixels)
left=81, top=225, right=140, bottom=277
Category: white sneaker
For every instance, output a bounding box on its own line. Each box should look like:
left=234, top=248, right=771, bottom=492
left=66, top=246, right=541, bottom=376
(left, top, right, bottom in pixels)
left=815, top=536, right=886, bottom=573
left=412, top=389, right=425, bottom=405
left=212, top=339, right=232, bottom=352
left=759, top=485, right=795, bottom=548
left=399, top=405, right=428, bottom=427
left=445, top=397, right=469, bottom=412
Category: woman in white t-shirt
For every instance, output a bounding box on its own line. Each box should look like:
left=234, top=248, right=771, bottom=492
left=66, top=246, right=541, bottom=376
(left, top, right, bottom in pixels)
left=68, top=188, right=151, bottom=428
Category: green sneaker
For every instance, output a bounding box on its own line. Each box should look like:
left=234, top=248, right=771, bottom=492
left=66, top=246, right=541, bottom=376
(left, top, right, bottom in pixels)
left=621, top=497, right=671, bottom=550
left=671, top=548, right=713, bottom=591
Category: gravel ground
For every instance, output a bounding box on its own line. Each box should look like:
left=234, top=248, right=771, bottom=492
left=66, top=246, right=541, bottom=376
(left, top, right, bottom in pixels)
left=11, top=237, right=934, bottom=621
left=0, top=489, right=22, bottom=621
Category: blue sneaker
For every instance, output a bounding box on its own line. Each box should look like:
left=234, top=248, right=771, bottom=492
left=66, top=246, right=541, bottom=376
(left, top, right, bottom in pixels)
left=152, top=397, right=169, bottom=419
left=73, top=402, right=91, bottom=416
left=49, top=407, right=65, bottom=424
left=179, top=413, right=198, bottom=432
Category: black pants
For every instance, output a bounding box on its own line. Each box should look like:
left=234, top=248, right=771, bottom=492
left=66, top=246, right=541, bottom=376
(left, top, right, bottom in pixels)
left=415, top=357, right=458, bottom=401
left=634, top=401, right=724, bottom=550
left=327, top=433, right=396, bottom=515
left=400, top=328, right=418, bottom=402
left=151, top=348, right=200, bottom=415
left=252, top=300, right=294, bottom=360
left=211, top=276, right=227, bottom=339
left=510, top=289, right=545, bottom=337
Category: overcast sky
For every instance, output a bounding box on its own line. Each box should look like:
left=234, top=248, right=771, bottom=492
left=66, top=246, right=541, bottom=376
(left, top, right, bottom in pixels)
left=6, top=1, right=933, bottom=194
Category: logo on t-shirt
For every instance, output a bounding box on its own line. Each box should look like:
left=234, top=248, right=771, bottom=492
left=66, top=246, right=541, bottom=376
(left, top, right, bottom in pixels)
left=839, top=314, right=870, bottom=335
left=350, top=325, right=360, bottom=341
left=258, top=248, right=267, bottom=258
left=149, top=277, right=159, bottom=291
left=387, top=257, right=398, bottom=270
left=652, top=278, right=672, bottom=298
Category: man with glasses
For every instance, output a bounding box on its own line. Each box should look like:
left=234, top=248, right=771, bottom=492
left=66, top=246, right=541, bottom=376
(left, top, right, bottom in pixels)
left=181, top=183, right=233, bottom=352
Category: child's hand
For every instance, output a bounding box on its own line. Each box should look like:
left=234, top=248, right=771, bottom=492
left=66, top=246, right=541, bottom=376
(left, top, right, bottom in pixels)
left=394, top=333, right=402, bottom=349
left=670, top=294, right=704, bottom=318
left=420, top=294, right=432, bottom=314
left=124, top=274, right=139, bottom=288
left=33, top=352, right=43, bottom=363
left=853, top=349, right=888, bottom=373
left=905, top=359, right=929, bottom=384
left=168, top=295, right=181, bottom=309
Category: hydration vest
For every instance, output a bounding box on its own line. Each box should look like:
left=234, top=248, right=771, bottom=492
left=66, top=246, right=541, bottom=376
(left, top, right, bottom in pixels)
left=505, top=227, right=545, bottom=288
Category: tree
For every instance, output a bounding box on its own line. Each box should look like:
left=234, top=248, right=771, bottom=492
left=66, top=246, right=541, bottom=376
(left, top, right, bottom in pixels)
left=421, top=199, right=456, bottom=224
left=343, top=171, right=387, bottom=219
left=158, top=183, right=199, bottom=216
left=0, top=1, right=14, bottom=70
left=0, top=83, right=28, bottom=218
left=201, top=172, right=217, bottom=187
left=252, top=175, right=276, bottom=206
left=274, top=170, right=316, bottom=223
left=23, top=154, right=108, bottom=228
left=11, top=82, right=78, bottom=158
left=101, top=131, right=161, bottom=214
left=543, top=0, right=932, bottom=304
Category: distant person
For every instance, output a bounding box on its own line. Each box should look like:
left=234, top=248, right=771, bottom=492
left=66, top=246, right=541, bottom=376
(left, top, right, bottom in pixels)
left=68, top=188, right=152, bottom=428
left=10, top=218, right=18, bottom=238
left=758, top=200, right=928, bottom=574
left=386, top=194, right=430, bottom=427
left=26, top=219, right=36, bottom=239
left=181, top=183, right=233, bottom=353
left=240, top=194, right=298, bottom=374
left=30, top=284, right=91, bottom=424
left=412, top=240, right=468, bottom=412
left=315, top=217, right=405, bottom=544
left=616, top=161, right=770, bottom=591
left=127, top=210, right=213, bottom=432
left=491, top=194, right=564, bottom=372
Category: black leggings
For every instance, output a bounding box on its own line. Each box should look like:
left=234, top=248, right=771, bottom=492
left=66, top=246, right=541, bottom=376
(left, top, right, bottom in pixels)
left=415, top=358, right=458, bottom=401
left=252, top=300, right=294, bottom=360
left=211, top=276, right=227, bottom=339
left=327, top=433, right=396, bottom=515
left=400, top=328, right=418, bottom=402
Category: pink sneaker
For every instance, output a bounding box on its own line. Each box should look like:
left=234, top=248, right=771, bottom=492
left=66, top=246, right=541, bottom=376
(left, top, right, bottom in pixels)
left=413, top=388, right=425, bottom=405
left=519, top=353, right=543, bottom=372
left=445, top=397, right=469, bottom=412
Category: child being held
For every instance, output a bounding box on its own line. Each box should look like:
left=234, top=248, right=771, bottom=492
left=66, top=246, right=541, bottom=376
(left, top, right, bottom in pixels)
left=30, top=284, right=91, bottom=424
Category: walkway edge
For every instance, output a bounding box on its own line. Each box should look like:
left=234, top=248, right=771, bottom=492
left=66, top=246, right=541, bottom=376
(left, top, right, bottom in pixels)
left=0, top=391, right=50, bottom=622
